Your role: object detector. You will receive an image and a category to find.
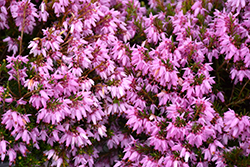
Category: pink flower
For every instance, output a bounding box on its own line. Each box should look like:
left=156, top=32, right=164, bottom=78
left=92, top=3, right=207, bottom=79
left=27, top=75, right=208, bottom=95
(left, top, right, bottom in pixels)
left=7, top=148, right=16, bottom=163
left=227, top=0, right=246, bottom=12
left=163, top=155, right=174, bottom=167
left=52, top=2, right=65, bottom=17
left=3, top=37, right=18, bottom=55
left=0, top=3, right=9, bottom=29
left=0, top=140, right=8, bottom=155
left=38, top=2, right=49, bottom=22
left=10, top=0, right=38, bottom=34
left=217, top=92, right=225, bottom=102
left=191, top=1, right=202, bottom=16
left=144, top=13, right=161, bottom=44
left=97, top=124, right=107, bottom=137
left=39, top=130, right=48, bottom=142
left=131, top=42, right=150, bottom=75
left=209, top=143, right=216, bottom=155
left=203, top=148, right=212, bottom=161
left=29, top=94, right=44, bottom=109
left=21, top=129, right=31, bottom=144
left=148, top=0, right=158, bottom=9
left=44, top=149, right=56, bottom=160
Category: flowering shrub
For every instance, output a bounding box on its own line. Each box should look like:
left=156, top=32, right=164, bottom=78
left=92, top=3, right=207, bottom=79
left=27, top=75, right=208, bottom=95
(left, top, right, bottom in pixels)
left=0, top=0, right=250, bottom=166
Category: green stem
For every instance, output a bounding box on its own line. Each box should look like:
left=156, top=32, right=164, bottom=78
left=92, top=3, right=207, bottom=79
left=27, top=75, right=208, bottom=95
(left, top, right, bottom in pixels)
left=140, top=88, right=154, bottom=104
left=22, top=90, right=38, bottom=99
left=226, top=95, right=250, bottom=108
left=7, top=84, right=18, bottom=98
left=83, top=62, right=104, bottom=77
left=229, top=84, right=235, bottom=102
left=238, top=80, right=249, bottom=99
left=19, top=1, right=29, bottom=55
left=17, top=1, right=29, bottom=97
left=216, top=59, right=220, bottom=84
left=216, top=60, right=228, bottom=72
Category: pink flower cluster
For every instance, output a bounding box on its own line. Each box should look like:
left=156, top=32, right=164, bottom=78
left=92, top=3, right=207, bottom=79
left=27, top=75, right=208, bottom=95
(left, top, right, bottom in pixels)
left=0, top=0, right=250, bottom=166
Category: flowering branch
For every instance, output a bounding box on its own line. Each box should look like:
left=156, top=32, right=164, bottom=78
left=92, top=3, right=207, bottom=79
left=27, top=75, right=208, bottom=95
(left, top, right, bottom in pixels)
left=19, top=1, right=29, bottom=55
left=0, top=0, right=250, bottom=166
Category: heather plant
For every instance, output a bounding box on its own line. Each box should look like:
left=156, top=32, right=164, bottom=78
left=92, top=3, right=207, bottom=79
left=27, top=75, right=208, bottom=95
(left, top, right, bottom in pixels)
left=0, top=0, right=250, bottom=167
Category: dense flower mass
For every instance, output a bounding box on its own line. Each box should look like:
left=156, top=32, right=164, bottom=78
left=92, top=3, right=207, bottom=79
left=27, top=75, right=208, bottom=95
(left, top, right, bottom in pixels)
left=0, top=0, right=250, bottom=166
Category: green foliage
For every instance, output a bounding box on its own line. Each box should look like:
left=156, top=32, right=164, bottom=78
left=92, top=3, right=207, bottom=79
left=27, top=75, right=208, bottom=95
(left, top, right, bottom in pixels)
left=224, top=148, right=250, bottom=167
left=182, top=0, right=194, bottom=15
